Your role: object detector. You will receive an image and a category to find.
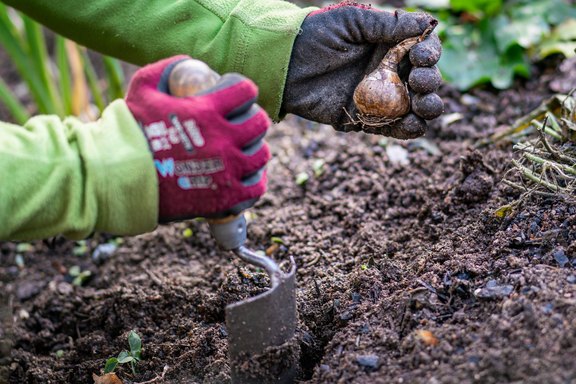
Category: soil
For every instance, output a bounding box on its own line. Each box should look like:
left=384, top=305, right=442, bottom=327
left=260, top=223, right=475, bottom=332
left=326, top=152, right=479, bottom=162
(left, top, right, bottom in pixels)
left=2, top=27, right=576, bottom=384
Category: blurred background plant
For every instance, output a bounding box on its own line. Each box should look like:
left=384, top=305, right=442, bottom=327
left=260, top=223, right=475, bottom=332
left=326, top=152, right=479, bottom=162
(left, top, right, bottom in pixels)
left=0, top=4, right=126, bottom=124
left=406, top=0, right=576, bottom=90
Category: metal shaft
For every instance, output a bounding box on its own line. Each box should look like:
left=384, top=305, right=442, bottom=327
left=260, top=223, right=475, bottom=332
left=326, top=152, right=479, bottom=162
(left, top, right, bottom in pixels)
left=234, top=246, right=282, bottom=287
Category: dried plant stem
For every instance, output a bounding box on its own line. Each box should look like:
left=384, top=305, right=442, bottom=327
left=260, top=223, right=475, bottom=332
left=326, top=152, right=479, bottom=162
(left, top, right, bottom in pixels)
left=518, top=150, right=576, bottom=177
left=511, top=159, right=562, bottom=192
left=532, top=120, right=563, bottom=140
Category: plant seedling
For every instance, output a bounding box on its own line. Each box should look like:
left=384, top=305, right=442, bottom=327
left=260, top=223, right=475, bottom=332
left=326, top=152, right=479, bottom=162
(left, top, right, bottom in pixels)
left=103, top=330, right=142, bottom=375
left=68, top=265, right=92, bottom=286
left=295, top=171, right=310, bottom=186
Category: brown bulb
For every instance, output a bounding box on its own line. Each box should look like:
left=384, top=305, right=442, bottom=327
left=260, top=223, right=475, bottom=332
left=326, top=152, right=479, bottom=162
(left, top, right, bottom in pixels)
left=352, top=26, right=434, bottom=128
left=353, top=66, right=410, bottom=118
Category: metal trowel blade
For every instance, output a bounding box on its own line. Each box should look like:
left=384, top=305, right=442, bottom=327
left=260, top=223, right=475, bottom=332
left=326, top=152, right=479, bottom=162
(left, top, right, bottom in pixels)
left=225, top=262, right=297, bottom=384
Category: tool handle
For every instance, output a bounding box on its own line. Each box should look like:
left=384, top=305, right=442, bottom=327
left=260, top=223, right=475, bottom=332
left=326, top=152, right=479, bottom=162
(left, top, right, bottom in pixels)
left=168, top=59, right=246, bottom=251
left=168, top=58, right=219, bottom=97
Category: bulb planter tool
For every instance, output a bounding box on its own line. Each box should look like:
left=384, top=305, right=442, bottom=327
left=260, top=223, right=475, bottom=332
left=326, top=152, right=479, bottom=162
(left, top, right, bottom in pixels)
left=168, top=59, right=298, bottom=384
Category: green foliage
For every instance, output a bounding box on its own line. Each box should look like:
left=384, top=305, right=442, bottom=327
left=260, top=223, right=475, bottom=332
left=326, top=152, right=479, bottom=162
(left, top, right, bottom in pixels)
left=271, top=236, right=285, bottom=245
left=449, top=0, right=502, bottom=16
left=408, top=0, right=576, bottom=90
left=0, top=6, right=126, bottom=124
left=295, top=172, right=309, bottom=186
left=104, top=330, right=142, bottom=375
left=68, top=265, right=92, bottom=286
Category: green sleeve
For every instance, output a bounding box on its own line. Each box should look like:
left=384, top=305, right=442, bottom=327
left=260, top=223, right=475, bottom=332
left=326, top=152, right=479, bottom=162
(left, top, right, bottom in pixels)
left=0, top=100, right=158, bottom=241
left=2, top=0, right=316, bottom=120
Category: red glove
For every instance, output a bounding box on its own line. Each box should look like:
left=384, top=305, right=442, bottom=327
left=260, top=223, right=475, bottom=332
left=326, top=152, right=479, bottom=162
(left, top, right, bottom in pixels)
left=126, top=56, right=271, bottom=222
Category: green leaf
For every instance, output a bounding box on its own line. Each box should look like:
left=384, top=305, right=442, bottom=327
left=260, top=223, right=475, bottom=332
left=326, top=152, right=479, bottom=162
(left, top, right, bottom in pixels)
left=72, top=270, right=91, bottom=286
left=553, top=18, right=576, bottom=41
left=117, top=350, right=134, bottom=364
left=270, top=236, right=285, bottom=245
left=182, top=227, right=193, bottom=238
left=68, top=265, right=81, bottom=277
left=22, top=14, right=63, bottom=116
left=295, top=172, right=309, bottom=186
left=15, top=254, right=25, bottom=268
left=540, top=0, right=576, bottom=25
left=80, top=49, right=106, bottom=112
left=0, top=77, right=30, bottom=124
left=55, top=36, right=73, bottom=116
left=0, top=9, right=53, bottom=115
left=406, top=0, right=450, bottom=10
left=104, top=358, right=118, bottom=373
left=439, top=19, right=530, bottom=90
left=491, top=45, right=530, bottom=89
left=449, top=0, right=502, bottom=16
left=128, top=330, right=142, bottom=355
left=494, top=204, right=513, bottom=218
left=16, top=243, right=33, bottom=253
left=72, top=240, right=88, bottom=256
left=493, top=12, right=549, bottom=52
left=312, top=159, right=326, bottom=177
left=537, top=18, right=576, bottom=59
left=102, top=56, right=125, bottom=101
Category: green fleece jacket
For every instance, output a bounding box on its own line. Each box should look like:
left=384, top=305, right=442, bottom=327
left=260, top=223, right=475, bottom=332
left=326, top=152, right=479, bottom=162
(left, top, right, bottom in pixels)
left=0, top=0, right=315, bottom=241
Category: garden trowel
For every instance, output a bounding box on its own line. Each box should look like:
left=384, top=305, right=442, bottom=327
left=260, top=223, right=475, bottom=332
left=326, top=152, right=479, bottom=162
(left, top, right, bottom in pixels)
left=210, top=215, right=297, bottom=384
left=168, top=58, right=298, bottom=384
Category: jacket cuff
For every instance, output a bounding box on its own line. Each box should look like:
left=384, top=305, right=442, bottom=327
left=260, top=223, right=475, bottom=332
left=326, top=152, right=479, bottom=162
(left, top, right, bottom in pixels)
left=84, top=100, right=159, bottom=236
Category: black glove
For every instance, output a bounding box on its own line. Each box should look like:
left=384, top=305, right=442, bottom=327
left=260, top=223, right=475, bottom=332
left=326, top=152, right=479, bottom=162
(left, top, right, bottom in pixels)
left=281, top=2, right=443, bottom=139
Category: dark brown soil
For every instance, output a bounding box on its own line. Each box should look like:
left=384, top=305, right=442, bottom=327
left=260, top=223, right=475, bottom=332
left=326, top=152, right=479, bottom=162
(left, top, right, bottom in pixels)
left=2, top=42, right=576, bottom=384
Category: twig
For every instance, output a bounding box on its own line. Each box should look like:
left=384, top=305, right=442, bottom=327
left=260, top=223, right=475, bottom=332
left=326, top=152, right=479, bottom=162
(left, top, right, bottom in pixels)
left=304, top=253, right=323, bottom=268
left=538, top=115, right=563, bottom=161
left=532, top=120, right=563, bottom=140
left=134, top=365, right=169, bottom=384
left=145, top=269, right=164, bottom=288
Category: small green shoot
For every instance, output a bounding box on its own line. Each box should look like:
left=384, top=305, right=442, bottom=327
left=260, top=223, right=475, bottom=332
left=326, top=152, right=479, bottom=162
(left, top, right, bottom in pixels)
left=361, top=264, right=369, bottom=271
left=104, top=330, right=142, bottom=375
left=295, top=172, right=310, bottom=186
left=378, top=137, right=389, bottom=148
left=493, top=204, right=514, bottom=218
left=271, top=236, right=285, bottom=245
left=16, top=243, right=33, bottom=253
left=182, top=228, right=193, bottom=238
left=68, top=265, right=92, bottom=286
left=14, top=254, right=25, bottom=269
left=72, top=240, right=88, bottom=256
left=55, top=349, right=64, bottom=359
left=312, top=159, right=326, bottom=177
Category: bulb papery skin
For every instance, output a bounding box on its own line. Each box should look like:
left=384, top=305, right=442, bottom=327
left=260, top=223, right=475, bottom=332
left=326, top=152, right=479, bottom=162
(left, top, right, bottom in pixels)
left=353, top=68, right=410, bottom=118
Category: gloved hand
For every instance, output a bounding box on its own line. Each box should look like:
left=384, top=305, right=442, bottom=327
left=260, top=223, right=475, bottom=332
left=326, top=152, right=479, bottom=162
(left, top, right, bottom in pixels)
left=282, top=2, right=443, bottom=139
left=126, top=55, right=271, bottom=223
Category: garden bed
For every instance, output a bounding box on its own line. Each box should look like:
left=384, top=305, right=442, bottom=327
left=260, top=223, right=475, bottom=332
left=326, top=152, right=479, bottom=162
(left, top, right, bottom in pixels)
left=1, top=45, right=576, bottom=384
